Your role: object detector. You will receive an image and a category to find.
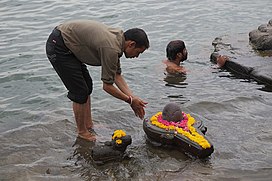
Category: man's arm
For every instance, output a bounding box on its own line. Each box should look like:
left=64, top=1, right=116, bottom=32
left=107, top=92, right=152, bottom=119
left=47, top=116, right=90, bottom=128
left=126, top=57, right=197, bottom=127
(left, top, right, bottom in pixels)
left=103, top=75, right=147, bottom=119
left=224, top=61, right=253, bottom=78
left=216, top=55, right=253, bottom=79
left=114, top=73, right=134, bottom=96
left=103, top=82, right=130, bottom=103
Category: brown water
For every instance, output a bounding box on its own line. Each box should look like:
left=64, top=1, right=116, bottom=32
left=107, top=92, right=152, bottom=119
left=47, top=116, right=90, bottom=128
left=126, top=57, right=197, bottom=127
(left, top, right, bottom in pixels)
left=1, top=0, right=272, bottom=180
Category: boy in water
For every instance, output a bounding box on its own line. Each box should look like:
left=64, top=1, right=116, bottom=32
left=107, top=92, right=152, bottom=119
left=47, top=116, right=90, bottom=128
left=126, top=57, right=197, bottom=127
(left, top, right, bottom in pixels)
left=163, top=40, right=188, bottom=75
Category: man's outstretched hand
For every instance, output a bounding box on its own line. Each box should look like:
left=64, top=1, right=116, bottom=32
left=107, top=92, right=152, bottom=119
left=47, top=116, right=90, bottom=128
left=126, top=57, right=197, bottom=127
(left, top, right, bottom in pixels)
left=130, top=97, right=148, bottom=119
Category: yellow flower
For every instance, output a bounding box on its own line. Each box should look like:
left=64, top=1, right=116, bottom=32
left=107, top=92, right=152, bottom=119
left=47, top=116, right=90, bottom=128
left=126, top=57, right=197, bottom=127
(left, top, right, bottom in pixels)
left=112, top=130, right=126, bottom=140
left=116, top=139, right=122, bottom=145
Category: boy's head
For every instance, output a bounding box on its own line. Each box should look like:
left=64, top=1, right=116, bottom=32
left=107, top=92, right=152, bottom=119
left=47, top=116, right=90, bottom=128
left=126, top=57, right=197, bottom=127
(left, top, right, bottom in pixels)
left=166, top=40, right=188, bottom=62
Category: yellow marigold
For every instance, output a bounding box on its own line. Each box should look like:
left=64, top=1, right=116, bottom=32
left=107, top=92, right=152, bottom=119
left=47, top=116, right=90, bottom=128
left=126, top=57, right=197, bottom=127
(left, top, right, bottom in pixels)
left=115, top=139, right=122, bottom=145
left=150, top=112, right=162, bottom=122
left=112, top=130, right=126, bottom=140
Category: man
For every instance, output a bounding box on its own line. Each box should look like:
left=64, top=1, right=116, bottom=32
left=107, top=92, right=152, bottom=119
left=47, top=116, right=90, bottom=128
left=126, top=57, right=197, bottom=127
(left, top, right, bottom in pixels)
left=211, top=52, right=272, bottom=87
left=46, top=20, right=149, bottom=141
left=163, top=40, right=188, bottom=75
left=211, top=53, right=253, bottom=75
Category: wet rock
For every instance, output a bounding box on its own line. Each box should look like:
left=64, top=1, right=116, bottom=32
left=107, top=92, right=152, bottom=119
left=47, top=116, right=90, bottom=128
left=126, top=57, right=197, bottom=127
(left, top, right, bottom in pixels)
left=249, top=19, right=272, bottom=50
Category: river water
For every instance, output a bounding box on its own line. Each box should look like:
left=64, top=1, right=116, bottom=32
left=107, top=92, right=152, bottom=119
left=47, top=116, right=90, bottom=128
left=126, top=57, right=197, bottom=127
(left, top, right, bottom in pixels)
left=1, top=0, right=272, bottom=180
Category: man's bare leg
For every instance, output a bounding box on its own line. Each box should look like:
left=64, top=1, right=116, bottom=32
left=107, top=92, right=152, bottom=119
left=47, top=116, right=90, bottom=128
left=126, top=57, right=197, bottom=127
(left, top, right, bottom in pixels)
left=73, top=99, right=96, bottom=141
left=85, top=96, right=93, bottom=130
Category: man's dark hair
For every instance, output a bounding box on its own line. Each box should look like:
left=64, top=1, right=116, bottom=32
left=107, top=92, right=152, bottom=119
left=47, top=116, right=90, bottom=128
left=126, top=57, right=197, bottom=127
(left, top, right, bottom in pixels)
left=124, top=28, right=150, bottom=49
left=166, top=40, right=186, bottom=61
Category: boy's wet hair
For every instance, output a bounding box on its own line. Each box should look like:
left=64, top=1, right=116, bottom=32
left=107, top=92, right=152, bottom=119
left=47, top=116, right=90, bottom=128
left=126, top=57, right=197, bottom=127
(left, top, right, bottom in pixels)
left=166, top=40, right=186, bottom=61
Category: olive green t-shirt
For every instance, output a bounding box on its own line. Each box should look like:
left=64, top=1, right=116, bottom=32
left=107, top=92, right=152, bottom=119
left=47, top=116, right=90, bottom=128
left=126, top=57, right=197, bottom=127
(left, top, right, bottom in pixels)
left=57, top=20, right=124, bottom=84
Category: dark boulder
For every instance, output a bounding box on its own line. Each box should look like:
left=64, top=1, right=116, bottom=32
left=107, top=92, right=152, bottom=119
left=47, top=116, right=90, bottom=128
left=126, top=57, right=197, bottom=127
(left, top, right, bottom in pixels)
left=249, top=19, right=272, bottom=50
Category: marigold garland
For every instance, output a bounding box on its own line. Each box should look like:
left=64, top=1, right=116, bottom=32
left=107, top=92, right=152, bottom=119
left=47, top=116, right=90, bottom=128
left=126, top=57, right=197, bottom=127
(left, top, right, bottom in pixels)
left=150, top=112, right=211, bottom=149
left=112, top=130, right=126, bottom=145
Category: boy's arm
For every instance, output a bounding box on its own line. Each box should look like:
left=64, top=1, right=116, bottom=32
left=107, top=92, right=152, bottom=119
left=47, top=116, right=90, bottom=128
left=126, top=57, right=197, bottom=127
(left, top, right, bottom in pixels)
left=223, top=61, right=254, bottom=78
left=217, top=55, right=253, bottom=78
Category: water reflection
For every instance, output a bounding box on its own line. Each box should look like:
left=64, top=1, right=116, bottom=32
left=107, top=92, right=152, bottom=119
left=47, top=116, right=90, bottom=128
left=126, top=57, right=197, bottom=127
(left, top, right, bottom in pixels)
left=163, top=72, right=190, bottom=104
left=257, top=84, right=272, bottom=92
left=71, top=137, right=95, bottom=165
left=164, top=72, right=187, bottom=88
left=69, top=137, right=196, bottom=181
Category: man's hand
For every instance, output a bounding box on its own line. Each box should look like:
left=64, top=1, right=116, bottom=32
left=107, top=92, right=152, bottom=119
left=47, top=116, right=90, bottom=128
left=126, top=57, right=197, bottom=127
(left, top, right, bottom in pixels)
left=217, top=55, right=229, bottom=68
left=130, top=97, right=148, bottom=119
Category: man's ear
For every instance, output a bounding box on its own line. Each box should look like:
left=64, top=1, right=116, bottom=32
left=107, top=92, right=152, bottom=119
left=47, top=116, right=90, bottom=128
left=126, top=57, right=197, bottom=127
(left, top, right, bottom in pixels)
left=129, top=41, right=136, bottom=48
left=177, top=52, right=182, bottom=58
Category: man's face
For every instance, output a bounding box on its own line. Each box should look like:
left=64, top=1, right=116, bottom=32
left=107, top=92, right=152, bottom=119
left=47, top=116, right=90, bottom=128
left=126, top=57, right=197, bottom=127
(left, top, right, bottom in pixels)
left=124, top=41, right=146, bottom=58
left=175, top=48, right=188, bottom=63
left=181, top=48, right=188, bottom=62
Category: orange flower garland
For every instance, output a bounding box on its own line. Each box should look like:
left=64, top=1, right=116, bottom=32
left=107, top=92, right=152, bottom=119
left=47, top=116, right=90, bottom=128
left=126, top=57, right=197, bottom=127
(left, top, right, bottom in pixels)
left=150, top=112, right=211, bottom=149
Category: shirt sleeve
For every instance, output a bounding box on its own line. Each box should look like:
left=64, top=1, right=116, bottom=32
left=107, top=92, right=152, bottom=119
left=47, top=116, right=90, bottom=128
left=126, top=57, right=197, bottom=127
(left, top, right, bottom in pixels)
left=99, top=47, right=121, bottom=84
left=116, top=59, right=122, bottom=75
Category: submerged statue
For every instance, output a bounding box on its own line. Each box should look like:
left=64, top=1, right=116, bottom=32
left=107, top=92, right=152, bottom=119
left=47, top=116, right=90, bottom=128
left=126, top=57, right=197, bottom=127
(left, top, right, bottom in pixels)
left=143, top=103, right=213, bottom=158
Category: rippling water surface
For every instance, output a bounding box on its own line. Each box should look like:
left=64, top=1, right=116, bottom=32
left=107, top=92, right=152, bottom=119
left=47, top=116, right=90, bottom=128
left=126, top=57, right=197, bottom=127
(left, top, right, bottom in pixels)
left=1, top=0, right=272, bottom=180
